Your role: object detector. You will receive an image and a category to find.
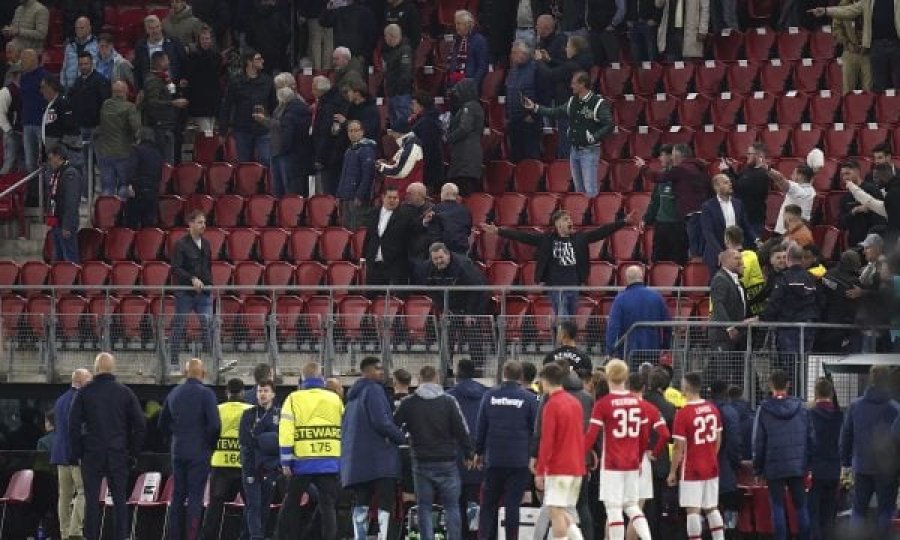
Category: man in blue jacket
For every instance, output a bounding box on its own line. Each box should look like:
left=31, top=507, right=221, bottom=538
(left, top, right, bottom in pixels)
left=335, top=119, right=377, bottom=230
left=752, top=369, right=814, bottom=540
left=158, top=358, right=221, bottom=540
left=606, top=265, right=671, bottom=364
left=52, top=368, right=92, bottom=540
left=475, top=360, right=538, bottom=540
left=340, top=357, right=407, bottom=540
left=808, top=377, right=843, bottom=540
left=710, top=380, right=742, bottom=533
left=840, top=364, right=900, bottom=537
left=424, top=182, right=472, bottom=255
left=239, top=379, right=280, bottom=540
left=68, top=353, right=146, bottom=540
left=505, top=40, right=540, bottom=162
left=447, top=358, right=487, bottom=538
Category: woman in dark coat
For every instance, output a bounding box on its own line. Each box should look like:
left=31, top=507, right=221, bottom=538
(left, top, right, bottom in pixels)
left=410, top=91, right=444, bottom=194
left=184, top=26, right=223, bottom=136
left=445, top=78, right=484, bottom=196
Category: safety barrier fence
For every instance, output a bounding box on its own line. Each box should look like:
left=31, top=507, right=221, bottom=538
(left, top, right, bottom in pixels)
left=613, top=320, right=879, bottom=407
left=0, top=284, right=709, bottom=384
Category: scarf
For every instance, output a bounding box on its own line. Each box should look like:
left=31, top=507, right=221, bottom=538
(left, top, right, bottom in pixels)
left=449, top=33, right=469, bottom=85
left=46, top=163, right=67, bottom=226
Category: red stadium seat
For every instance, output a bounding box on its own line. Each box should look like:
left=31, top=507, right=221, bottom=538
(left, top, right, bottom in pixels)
left=480, top=68, right=506, bottom=100
left=546, top=160, right=572, bottom=193
left=326, top=261, right=359, bottom=294
left=184, top=194, right=214, bottom=222
left=726, top=61, right=760, bottom=96
left=318, top=227, right=351, bottom=261
left=157, top=195, right=184, bottom=229
left=663, top=62, right=695, bottom=96
left=78, top=228, right=105, bottom=262
left=246, top=195, right=276, bottom=228
left=258, top=228, right=289, bottom=262
left=683, top=261, right=711, bottom=290
left=793, top=59, right=827, bottom=94
left=351, top=228, right=367, bottom=260
left=790, top=124, right=823, bottom=158
left=527, top=193, right=559, bottom=226
left=776, top=91, right=809, bottom=126
left=766, top=192, right=785, bottom=228
left=599, top=63, right=633, bottom=98
left=213, top=195, right=245, bottom=228
left=745, top=27, right=776, bottom=60
left=159, top=163, right=174, bottom=194
left=206, top=162, right=234, bottom=196
left=711, top=92, right=744, bottom=127
left=659, top=126, right=695, bottom=149
left=49, top=262, right=80, bottom=294
left=141, top=261, right=171, bottom=289
left=172, top=162, right=204, bottom=195
left=205, top=227, right=227, bottom=261
left=274, top=295, right=305, bottom=340
left=495, top=193, right=527, bottom=226
left=263, top=261, right=295, bottom=288
left=608, top=160, right=641, bottom=192
left=842, top=90, right=875, bottom=125
left=694, top=125, right=729, bottom=160
left=192, top=134, right=219, bottom=165
left=726, top=126, right=760, bottom=158
left=290, top=228, right=320, bottom=261
left=513, top=159, right=545, bottom=193
left=759, top=60, right=793, bottom=94
left=743, top=92, right=776, bottom=126
left=648, top=262, right=681, bottom=287
left=486, top=261, right=519, bottom=287
left=103, top=228, right=135, bottom=261
left=629, top=127, right=661, bottom=158
left=483, top=160, right=515, bottom=194
left=234, top=162, right=266, bottom=196
left=601, top=129, right=630, bottom=160
left=226, top=228, right=258, bottom=261
left=623, top=192, right=651, bottom=219
left=110, top=261, right=141, bottom=291
left=79, top=261, right=110, bottom=293
left=306, top=195, right=337, bottom=227
left=613, top=95, right=645, bottom=127
left=776, top=27, right=809, bottom=61
left=608, top=227, right=641, bottom=262
left=507, top=227, right=542, bottom=261
left=464, top=193, right=494, bottom=224
left=808, top=90, right=841, bottom=124
left=276, top=195, right=306, bottom=228
left=713, top=30, right=744, bottom=62
left=759, top=125, right=791, bottom=158
left=93, top=196, right=122, bottom=229
left=823, top=124, right=856, bottom=158
left=475, top=229, right=506, bottom=262
left=646, top=94, right=679, bottom=128
left=561, top=193, right=591, bottom=226
left=632, top=62, right=664, bottom=96
left=809, top=27, right=836, bottom=60
left=586, top=261, right=615, bottom=290
left=875, top=90, right=900, bottom=126
left=813, top=225, right=841, bottom=261
left=233, top=261, right=264, bottom=290
left=855, top=124, right=889, bottom=157
left=695, top=60, right=727, bottom=95
left=295, top=261, right=326, bottom=287
left=133, top=228, right=166, bottom=263
left=677, top=93, right=711, bottom=127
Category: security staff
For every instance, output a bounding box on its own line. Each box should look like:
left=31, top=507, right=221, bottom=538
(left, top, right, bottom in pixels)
left=277, top=362, right=344, bottom=540
left=68, top=352, right=145, bottom=540
left=239, top=379, right=281, bottom=540
left=159, top=358, right=220, bottom=540
left=202, top=378, right=252, bottom=540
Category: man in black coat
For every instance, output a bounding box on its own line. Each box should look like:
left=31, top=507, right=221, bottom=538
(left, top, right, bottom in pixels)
left=124, top=128, right=163, bottom=228
left=481, top=209, right=630, bottom=318
left=68, top=51, right=110, bottom=187
left=415, top=243, right=490, bottom=365
left=169, top=210, right=213, bottom=370
left=132, top=15, right=185, bottom=91
left=319, top=0, right=377, bottom=66
left=400, top=182, right=434, bottom=264
left=311, top=75, right=343, bottom=194
left=410, top=92, right=444, bottom=193
left=424, top=182, right=473, bottom=255
left=40, top=74, right=82, bottom=165
left=68, top=352, right=146, bottom=540
left=362, top=187, right=417, bottom=290
left=384, top=0, right=421, bottom=48
left=218, top=48, right=276, bottom=164
left=46, top=145, right=81, bottom=262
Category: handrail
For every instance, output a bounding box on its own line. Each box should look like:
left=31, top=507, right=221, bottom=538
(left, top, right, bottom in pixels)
left=0, top=168, right=41, bottom=201
left=0, top=284, right=712, bottom=293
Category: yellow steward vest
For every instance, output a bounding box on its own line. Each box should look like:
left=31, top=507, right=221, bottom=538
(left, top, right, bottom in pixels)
left=211, top=401, right=252, bottom=468
left=279, top=388, right=343, bottom=463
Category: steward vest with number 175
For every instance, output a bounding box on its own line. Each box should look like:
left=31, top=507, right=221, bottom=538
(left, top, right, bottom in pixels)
left=211, top=401, right=252, bottom=467
left=279, top=386, right=344, bottom=474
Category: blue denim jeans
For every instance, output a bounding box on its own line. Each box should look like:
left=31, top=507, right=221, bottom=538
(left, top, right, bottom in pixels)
left=168, top=457, right=210, bottom=540
left=388, top=94, right=412, bottom=127
left=767, top=476, right=810, bottom=540
left=23, top=124, right=41, bottom=172
left=412, top=461, right=462, bottom=540
left=852, top=473, right=899, bottom=536
left=98, top=156, right=132, bottom=196
left=686, top=212, right=704, bottom=259
left=234, top=130, right=271, bottom=164
left=0, top=130, right=22, bottom=174
left=629, top=21, right=659, bottom=62
left=270, top=153, right=296, bottom=197
left=244, top=471, right=278, bottom=540
left=569, top=145, right=600, bottom=197
left=549, top=290, right=579, bottom=320
left=52, top=226, right=80, bottom=263
left=169, top=291, right=213, bottom=366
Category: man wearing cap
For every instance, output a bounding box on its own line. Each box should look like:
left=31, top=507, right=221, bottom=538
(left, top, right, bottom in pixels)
left=376, top=119, right=423, bottom=200
left=848, top=233, right=890, bottom=351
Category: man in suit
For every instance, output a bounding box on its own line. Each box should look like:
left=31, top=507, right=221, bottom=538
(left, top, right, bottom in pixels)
left=700, top=174, right=755, bottom=278
left=362, top=187, right=417, bottom=292
left=708, top=249, right=748, bottom=384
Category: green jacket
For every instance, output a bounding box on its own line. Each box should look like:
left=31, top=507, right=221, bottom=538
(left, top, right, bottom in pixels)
left=534, top=91, right=612, bottom=148
left=644, top=180, right=681, bottom=224
left=94, top=96, right=141, bottom=159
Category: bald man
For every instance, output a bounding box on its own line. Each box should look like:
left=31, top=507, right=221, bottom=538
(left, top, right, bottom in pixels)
left=159, top=358, right=220, bottom=540
left=95, top=79, right=141, bottom=197
left=700, top=174, right=755, bottom=278
left=400, top=181, right=434, bottom=261
left=68, top=353, right=145, bottom=540
left=709, top=249, right=748, bottom=358
left=51, top=368, right=92, bottom=540
left=605, top=265, right=672, bottom=363
left=61, top=16, right=99, bottom=89
left=19, top=47, right=47, bottom=175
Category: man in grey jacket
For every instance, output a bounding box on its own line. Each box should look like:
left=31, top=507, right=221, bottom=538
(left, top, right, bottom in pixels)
left=95, top=80, right=141, bottom=196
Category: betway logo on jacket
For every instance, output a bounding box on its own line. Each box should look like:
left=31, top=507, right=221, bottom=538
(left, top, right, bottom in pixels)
left=490, top=396, right=525, bottom=408
left=294, top=426, right=341, bottom=440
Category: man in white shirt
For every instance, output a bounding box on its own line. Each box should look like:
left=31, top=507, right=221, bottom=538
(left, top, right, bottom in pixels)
left=700, top=174, right=755, bottom=278
left=772, top=164, right=816, bottom=234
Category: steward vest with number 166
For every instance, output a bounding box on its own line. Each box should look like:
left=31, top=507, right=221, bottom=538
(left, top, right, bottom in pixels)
left=211, top=401, right=252, bottom=467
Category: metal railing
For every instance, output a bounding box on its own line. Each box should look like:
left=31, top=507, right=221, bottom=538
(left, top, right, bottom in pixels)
left=613, top=320, right=874, bottom=406
left=0, top=284, right=707, bottom=384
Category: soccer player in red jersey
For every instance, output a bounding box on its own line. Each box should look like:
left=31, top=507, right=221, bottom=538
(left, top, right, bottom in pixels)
left=629, top=374, right=670, bottom=509
left=667, top=372, right=725, bottom=540
left=535, top=363, right=587, bottom=540
left=584, top=360, right=652, bottom=540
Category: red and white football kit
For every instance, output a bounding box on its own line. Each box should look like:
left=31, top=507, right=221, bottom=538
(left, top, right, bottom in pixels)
left=672, top=399, right=722, bottom=509
left=637, top=398, right=670, bottom=500
left=585, top=390, right=647, bottom=504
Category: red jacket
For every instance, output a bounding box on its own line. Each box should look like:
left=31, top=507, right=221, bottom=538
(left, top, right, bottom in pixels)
left=536, top=390, right=587, bottom=477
